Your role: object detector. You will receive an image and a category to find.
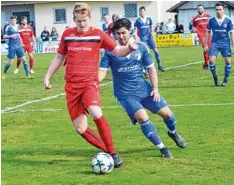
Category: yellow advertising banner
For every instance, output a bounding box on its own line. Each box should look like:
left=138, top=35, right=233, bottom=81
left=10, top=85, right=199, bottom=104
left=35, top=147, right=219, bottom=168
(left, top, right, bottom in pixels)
left=154, top=33, right=193, bottom=47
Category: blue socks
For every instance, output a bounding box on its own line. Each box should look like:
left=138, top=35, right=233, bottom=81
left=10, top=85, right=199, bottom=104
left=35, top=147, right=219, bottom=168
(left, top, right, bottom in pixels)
left=209, top=63, right=217, bottom=77
left=224, top=63, right=231, bottom=81
left=154, top=52, right=161, bottom=67
left=164, top=114, right=176, bottom=133
left=140, top=120, right=164, bottom=149
left=23, top=62, right=30, bottom=76
left=4, top=63, right=11, bottom=74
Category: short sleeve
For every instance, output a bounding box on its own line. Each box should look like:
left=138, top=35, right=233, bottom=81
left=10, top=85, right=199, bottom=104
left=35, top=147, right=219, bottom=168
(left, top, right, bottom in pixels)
left=149, top=17, right=153, bottom=26
left=99, top=50, right=111, bottom=70
left=57, top=30, right=67, bottom=55
left=206, top=19, right=212, bottom=31
left=134, top=20, right=137, bottom=29
left=100, top=30, right=117, bottom=51
left=227, top=18, right=234, bottom=32
left=140, top=42, right=154, bottom=68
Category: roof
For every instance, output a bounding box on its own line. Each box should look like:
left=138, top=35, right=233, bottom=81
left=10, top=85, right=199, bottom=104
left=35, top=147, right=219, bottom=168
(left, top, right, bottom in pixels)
left=1, top=1, right=74, bottom=6
left=167, top=1, right=234, bottom=13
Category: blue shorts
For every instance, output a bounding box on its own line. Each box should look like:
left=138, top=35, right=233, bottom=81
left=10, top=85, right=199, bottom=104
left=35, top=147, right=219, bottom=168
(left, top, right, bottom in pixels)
left=140, top=36, right=156, bottom=50
left=7, top=46, right=25, bottom=60
left=209, top=43, right=232, bottom=58
left=116, top=95, right=168, bottom=124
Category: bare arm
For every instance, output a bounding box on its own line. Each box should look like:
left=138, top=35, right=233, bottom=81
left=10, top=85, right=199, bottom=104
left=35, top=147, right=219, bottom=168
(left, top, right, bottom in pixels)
left=98, top=69, right=108, bottom=82
left=44, top=53, right=65, bottom=89
left=147, top=65, right=160, bottom=102
left=204, top=30, right=211, bottom=52
left=230, top=31, right=234, bottom=53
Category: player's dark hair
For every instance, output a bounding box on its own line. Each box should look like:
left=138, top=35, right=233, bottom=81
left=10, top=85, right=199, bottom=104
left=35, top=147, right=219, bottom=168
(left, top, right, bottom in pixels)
left=10, top=15, right=17, bottom=20
left=197, top=4, right=204, bottom=8
left=21, top=16, right=27, bottom=20
left=112, top=18, right=132, bottom=31
left=215, top=2, right=224, bottom=7
left=103, top=13, right=109, bottom=17
left=139, top=6, right=145, bottom=11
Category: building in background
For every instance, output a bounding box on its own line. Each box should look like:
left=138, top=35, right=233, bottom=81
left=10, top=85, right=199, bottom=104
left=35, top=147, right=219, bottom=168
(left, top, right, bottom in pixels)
left=167, top=1, right=234, bottom=32
left=1, top=1, right=179, bottom=39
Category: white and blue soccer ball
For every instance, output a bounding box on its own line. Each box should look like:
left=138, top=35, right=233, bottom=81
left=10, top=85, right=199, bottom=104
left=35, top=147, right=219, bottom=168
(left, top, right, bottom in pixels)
left=92, top=152, right=114, bottom=174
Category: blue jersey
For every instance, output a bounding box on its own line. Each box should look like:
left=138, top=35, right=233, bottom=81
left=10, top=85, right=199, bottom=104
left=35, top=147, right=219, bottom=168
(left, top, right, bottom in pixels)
left=207, top=15, right=234, bottom=44
left=102, top=23, right=109, bottom=34
left=4, top=24, right=21, bottom=49
left=134, top=17, right=153, bottom=40
left=100, top=41, right=154, bottom=99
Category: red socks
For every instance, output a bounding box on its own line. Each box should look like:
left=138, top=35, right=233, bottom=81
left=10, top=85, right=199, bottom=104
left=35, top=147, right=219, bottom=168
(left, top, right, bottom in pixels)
left=94, top=116, right=116, bottom=155
left=81, top=127, right=107, bottom=152
left=29, top=57, right=34, bottom=70
left=203, top=51, right=209, bottom=66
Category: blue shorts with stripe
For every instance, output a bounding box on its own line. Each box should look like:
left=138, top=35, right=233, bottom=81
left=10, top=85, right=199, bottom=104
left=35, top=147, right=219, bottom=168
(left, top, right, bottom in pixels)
left=116, top=95, right=168, bottom=124
left=209, top=42, right=232, bottom=58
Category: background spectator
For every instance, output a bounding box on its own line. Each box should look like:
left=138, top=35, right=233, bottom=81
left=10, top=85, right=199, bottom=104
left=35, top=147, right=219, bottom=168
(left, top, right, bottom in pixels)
left=40, top=26, right=50, bottom=41
left=154, top=23, right=161, bottom=34
left=175, top=21, right=184, bottom=33
left=50, top=27, right=59, bottom=41
left=165, top=18, right=176, bottom=34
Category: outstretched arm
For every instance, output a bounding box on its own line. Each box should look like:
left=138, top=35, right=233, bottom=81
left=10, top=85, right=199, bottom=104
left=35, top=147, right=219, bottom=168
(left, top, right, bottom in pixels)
left=98, top=69, right=108, bottom=82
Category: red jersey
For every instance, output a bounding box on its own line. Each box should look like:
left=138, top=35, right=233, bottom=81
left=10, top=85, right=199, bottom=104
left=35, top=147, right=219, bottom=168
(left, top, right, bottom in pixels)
left=19, top=25, right=34, bottom=44
left=58, top=27, right=116, bottom=86
left=192, top=13, right=211, bottom=37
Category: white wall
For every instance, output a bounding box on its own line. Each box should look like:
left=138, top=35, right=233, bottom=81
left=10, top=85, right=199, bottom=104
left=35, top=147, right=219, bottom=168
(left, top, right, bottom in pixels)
left=34, top=1, right=180, bottom=38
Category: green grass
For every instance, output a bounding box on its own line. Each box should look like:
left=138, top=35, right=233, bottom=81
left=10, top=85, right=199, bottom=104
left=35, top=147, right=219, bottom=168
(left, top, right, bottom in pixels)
left=1, top=46, right=234, bottom=185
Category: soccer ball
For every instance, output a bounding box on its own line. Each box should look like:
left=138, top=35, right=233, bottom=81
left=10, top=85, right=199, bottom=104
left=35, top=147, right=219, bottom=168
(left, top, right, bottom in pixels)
left=92, top=152, right=114, bottom=174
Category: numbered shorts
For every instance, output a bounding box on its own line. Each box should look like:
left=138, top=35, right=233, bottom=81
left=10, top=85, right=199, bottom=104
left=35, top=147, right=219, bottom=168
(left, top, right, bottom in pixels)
left=8, top=46, right=25, bottom=60
left=209, top=43, right=232, bottom=58
left=65, top=83, right=101, bottom=121
left=23, top=43, right=33, bottom=53
left=116, top=95, right=168, bottom=124
left=141, top=36, right=157, bottom=50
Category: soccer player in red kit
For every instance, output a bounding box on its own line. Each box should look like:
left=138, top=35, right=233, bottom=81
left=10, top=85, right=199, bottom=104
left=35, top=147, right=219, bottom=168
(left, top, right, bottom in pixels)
left=192, top=4, right=211, bottom=70
left=44, top=3, right=137, bottom=168
left=15, top=16, right=36, bottom=74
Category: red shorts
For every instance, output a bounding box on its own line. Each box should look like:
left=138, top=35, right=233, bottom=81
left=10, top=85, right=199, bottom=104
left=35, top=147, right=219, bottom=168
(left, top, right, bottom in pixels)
left=65, top=82, right=101, bottom=121
left=23, top=43, right=33, bottom=53
left=199, top=36, right=211, bottom=48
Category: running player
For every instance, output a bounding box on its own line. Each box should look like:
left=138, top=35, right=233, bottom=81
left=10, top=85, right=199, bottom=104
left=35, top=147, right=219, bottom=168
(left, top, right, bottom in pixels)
left=44, top=3, right=137, bottom=167
left=99, top=18, right=186, bottom=158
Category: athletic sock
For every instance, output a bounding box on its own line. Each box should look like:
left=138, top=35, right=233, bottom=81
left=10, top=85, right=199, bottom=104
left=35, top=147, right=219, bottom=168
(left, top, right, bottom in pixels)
left=203, top=51, right=209, bottom=66
left=140, top=120, right=165, bottom=149
left=3, top=63, right=11, bottom=74
left=164, top=114, right=176, bottom=134
left=80, top=127, right=107, bottom=152
left=94, top=116, right=116, bottom=155
left=154, top=52, right=161, bottom=67
left=29, top=57, right=34, bottom=70
left=224, top=63, right=231, bottom=81
left=22, top=61, right=30, bottom=76
left=209, top=63, right=217, bottom=77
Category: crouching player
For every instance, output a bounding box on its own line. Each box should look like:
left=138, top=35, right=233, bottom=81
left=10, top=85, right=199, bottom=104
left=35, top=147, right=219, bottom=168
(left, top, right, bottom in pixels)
left=99, top=18, right=186, bottom=158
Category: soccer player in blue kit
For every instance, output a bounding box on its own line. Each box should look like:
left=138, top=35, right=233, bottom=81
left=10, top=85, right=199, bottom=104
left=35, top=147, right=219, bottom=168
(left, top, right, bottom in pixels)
left=2, top=16, right=32, bottom=80
left=134, top=6, right=164, bottom=72
left=99, top=18, right=186, bottom=158
left=204, top=3, right=234, bottom=87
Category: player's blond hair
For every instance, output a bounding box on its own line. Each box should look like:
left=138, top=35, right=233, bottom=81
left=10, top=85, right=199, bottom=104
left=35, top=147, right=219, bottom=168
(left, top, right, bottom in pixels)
left=73, top=3, right=91, bottom=20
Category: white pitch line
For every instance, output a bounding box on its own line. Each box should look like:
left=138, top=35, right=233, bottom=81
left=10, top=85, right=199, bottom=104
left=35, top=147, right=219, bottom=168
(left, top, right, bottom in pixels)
left=0, top=60, right=205, bottom=114
left=164, top=61, right=203, bottom=70
left=1, top=81, right=112, bottom=113
left=2, top=102, right=234, bottom=114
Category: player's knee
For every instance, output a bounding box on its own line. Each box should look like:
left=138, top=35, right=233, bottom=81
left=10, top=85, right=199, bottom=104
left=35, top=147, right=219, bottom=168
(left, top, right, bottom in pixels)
left=73, top=115, right=88, bottom=134
left=134, top=109, right=149, bottom=122
left=157, top=106, right=173, bottom=120
left=87, top=106, right=103, bottom=120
